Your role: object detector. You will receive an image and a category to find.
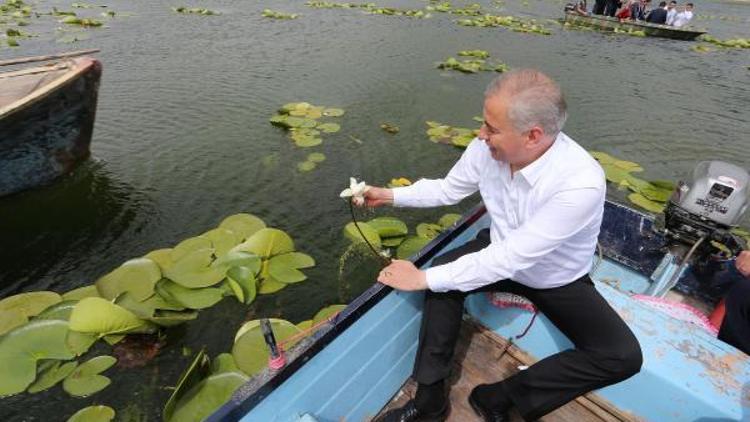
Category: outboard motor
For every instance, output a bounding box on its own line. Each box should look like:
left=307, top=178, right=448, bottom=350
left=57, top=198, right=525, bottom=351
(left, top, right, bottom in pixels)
left=648, top=161, right=750, bottom=296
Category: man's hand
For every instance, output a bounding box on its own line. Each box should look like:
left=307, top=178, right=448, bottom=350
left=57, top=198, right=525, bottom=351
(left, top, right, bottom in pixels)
left=736, top=251, right=750, bottom=278
left=363, top=186, right=394, bottom=208
left=377, top=260, right=428, bottom=291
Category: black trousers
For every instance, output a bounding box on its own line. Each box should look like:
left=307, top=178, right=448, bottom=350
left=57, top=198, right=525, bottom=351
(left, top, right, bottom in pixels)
left=412, top=229, right=643, bottom=421
left=719, top=280, right=750, bottom=355
left=592, top=0, right=606, bottom=15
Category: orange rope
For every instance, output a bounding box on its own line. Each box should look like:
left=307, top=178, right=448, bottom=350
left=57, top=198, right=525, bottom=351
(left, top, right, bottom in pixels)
left=278, top=312, right=341, bottom=348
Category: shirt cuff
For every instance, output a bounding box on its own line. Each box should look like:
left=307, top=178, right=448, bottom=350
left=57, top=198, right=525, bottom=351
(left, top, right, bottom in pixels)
left=425, top=265, right=454, bottom=292
left=391, top=186, right=418, bottom=207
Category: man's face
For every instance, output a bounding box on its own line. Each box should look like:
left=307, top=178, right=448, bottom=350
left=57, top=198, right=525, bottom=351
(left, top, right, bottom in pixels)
left=686, top=4, right=693, bottom=10
left=668, top=3, right=675, bottom=9
left=478, top=95, right=529, bottom=164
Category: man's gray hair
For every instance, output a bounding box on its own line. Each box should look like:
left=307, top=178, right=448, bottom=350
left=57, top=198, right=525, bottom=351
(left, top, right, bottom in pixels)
left=484, top=69, right=568, bottom=138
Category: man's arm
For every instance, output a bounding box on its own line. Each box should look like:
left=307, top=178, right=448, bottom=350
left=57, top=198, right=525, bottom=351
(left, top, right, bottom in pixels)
left=425, top=185, right=603, bottom=292
left=736, top=251, right=750, bottom=278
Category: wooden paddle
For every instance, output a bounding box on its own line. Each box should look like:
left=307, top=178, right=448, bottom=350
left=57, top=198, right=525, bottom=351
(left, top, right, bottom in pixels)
left=0, top=49, right=100, bottom=67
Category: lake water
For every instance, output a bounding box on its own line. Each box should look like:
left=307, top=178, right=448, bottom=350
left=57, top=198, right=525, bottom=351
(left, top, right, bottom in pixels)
left=1, top=0, right=749, bottom=419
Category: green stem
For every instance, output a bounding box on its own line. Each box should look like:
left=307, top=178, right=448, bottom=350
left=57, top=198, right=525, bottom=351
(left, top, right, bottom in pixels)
left=346, top=199, right=392, bottom=267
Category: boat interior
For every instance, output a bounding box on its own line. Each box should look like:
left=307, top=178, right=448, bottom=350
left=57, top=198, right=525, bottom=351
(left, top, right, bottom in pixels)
left=0, top=61, right=74, bottom=110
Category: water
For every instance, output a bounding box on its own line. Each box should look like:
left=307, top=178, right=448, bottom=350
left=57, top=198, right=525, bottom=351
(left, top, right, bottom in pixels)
left=1, top=0, right=749, bottom=419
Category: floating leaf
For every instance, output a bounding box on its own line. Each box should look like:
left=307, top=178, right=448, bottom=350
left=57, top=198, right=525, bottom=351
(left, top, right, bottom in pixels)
left=387, top=177, right=412, bottom=187
left=155, top=279, right=223, bottom=310
left=396, top=236, right=431, bottom=260
left=0, top=309, right=27, bottom=336
left=297, top=161, right=317, bottom=172
left=307, top=152, right=326, bottom=163
left=316, top=122, right=340, bottom=133
left=211, top=353, right=240, bottom=374
left=0, top=319, right=76, bottom=396
left=95, top=258, right=161, bottom=301
left=103, top=334, right=125, bottom=346
left=69, top=297, right=148, bottom=336
left=268, top=252, right=315, bottom=284
left=367, top=217, right=408, bottom=238
left=589, top=151, right=615, bottom=164
left=147, top=310, right=199, bottom=327
left=67, top=405, right=115, bottom=422
left=416, top=223, right=443, bottom=239
left=343, top=222, right=382, bottom=249
left=382, top=236, right=406, bottom=247
left=312, top=304, right=345, bottom=325
left=261, top=9, right=299, bottom=19
left=63, top=355, right=116, bottom=397
left=322, top=108, right=344, bottom=117
left=231, top=228, right=295, bottom=259
left=0, top=291, right=62, bottom=319
left=438, top=213, right=462, bottom=228
left=28, top=360, right=78, bottom=393
left=171, top=237, right=213, bottom=262
left=258, top=279, right=287, bottom=294
left=226, top=266, right=257, bottom=304
left=168, top=372, right=248, bottom=422
left=297, top=320, right=313, bottom=331
left=219, top=213, right=266, bottom=241
left=232, top=319, right=302, bottom=376
left=163, top=349, right=211, bottom=421
left=172, top=6, right=218, bottom=15
left=144, top=249, right=174, bottom=272
left=165, top=248, right=225, bottom=289
left=211, top=251, right=261, bottom=275
left=628, top=192, right=665, bottom=214
left=35, top=300, right=78, bottom=321
left=380, top=122, right=399, bottom=134
left=202, top=228, right=241, bottom=257
left=66, top=330, right=98, bottom=356
left=115, top=291, right=184, bottom=318
left=292, top=134, right=323, bottom=148
left=61, top=285, right=100, bottom=301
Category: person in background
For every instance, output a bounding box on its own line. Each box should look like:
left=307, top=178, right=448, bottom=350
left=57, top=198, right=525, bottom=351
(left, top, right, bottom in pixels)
left=646, top=1, right=668, bottom=23
left=717, top=251, right=750, bottom=355
left=575, top=0, right=590, bottom=15
left=593, top=0, right=606, bottom=14
left=629, top=0, right=650, bottom=20
left=604, top=0, right=621, bottom=16
left=616, top=0, right=634, bottom=19
left=671, top=2, right=694, bottom=27
left=666, top=0, right=678, bottom=24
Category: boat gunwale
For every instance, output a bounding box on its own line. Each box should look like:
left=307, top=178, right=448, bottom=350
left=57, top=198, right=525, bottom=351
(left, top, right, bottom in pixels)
left=0, top=57, right=100, bottom=119
left=563, top=11, right=707, bottom=36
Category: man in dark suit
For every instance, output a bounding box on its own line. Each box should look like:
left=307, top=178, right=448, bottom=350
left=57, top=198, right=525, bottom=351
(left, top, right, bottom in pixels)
left=646, top=1, right=668, bottom=23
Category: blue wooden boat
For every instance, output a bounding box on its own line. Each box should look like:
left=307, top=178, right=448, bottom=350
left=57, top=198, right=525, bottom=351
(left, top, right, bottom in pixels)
left=209, top=200, right=750, bottom=421
left=0, top=53, right=101, bottom=197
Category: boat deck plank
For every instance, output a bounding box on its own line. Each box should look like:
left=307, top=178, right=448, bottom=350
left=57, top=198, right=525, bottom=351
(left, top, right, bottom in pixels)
left=377, top=320, right=636, bottom=421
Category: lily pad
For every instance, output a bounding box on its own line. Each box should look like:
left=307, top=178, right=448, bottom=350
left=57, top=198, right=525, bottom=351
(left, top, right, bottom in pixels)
left=63, top=355, right=117, bottom=397
left=165, top=248, right=225, bottom=289
left=35, top=300, right=79, bottom=321
left=61, top=285, right=100, bottom=301
left=219, top=213, right=266, bottom=241
left=95, top=258, right=161, bottom=301
left=163, top=349, right=211, bottom=421
left=438, top=213, right=462, bottom=229
left=147, top=310, right=199, bottom=327
left=67, top=330, right=98, bottom=356
left=343, top=222, right=382, bottom=249
left=291, top=132, right=323, bottom=148
left=297, top=320, right=313, bottom=331
left=380, top=122, right=400, bottom=134
left=628, top=192, right=665, bottom=214
left=387, top=177, right=412, bottom=187
left=316, top=122, right=341, bottom=133
left=416, top=223, right=443, bottom=239
left=268, top=252, right=315, bottom=284
left=0, top=291, right=62, bottom=319
left=211, top=251, right=261, bottom=276
left=114, top=291, right=184, bottom=319
left=226, top=266, right=257, bottom=304
left=297, top=161, right=317, bottom=172
left=396, top=236, right=432, bottom=260
left=367, top=217, right=408, bottom=238
left=67, top=405, right=115, bottom=422
left=155, top=279, right=223, bottom=310
left=212, top=353, right=240, bottom=375
left=168, top=372, right=248, bottom=422
left=382, top=236, right=406, bottom=247
left=0, top=319, right=76, bottom=396
left=322, top=108, right=344, bottom=117
left=0, top=309, right=27, bottom=336
left=27, top=360, right=78, bottom=393
left=69, top=297, right=148, bottom=336
left=231, top=228, right=295, bottom=258
left=232, top=319, right=302, bottom=376
left=258, top=279, right=287, bottom=294
left=144, top=249, right=174, bottom=272
left=307, top=152, right=326, bottom=163
left=202, top=228, right=241, bottom=257
left=171, top=237, right=213, bottom=262
left=312, top=304, right=346, bottom=325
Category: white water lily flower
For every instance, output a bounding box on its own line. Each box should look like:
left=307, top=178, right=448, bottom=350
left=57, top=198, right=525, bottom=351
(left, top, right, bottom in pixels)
left=340, top=177, right=369, bottom=206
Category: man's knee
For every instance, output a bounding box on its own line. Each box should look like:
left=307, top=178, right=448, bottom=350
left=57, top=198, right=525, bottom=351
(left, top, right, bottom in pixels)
left=726, top=281, right=750, bottom=313
left=594, top=338, right=643, bottom=380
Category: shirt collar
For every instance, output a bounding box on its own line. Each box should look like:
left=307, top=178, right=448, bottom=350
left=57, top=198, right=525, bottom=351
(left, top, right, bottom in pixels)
left=516, top=132, right=565, bottom=187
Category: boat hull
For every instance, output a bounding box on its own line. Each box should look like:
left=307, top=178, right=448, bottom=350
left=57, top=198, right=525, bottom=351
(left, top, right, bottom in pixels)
left=563, top=12, right=706, bottom=40
left=0, top=58, right=102, bottom=197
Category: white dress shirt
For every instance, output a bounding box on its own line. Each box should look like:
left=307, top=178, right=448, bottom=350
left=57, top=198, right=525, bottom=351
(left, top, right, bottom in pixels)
left=392, top=133, right=605, bottom=292
left=666, top=8, right=677, bottom=25
left=672, top=10, right=692, bottom=27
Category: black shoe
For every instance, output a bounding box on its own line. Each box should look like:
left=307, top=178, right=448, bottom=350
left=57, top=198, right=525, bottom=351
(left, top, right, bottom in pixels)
left=468, top=388, right=509, bottom=422
left=376, top=399, right=449, bottom=422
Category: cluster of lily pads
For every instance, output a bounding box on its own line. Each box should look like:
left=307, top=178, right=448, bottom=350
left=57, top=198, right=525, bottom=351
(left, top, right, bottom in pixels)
left=0, top=213, right=315, bottom=405
left=425, top=119, right=480, bottom=148
left=437, top=49, right=509, bottom=73
left=613, top=27, right=645, bottom=37
left=269, top=102, right=344, bottom=149
left=298, top=152, right=327, bottom=172
left=589, top=151, right=675, bottom=213
left=426, top=2, right=484, bottom=16
left=0, top=0, right=30, bottom=46
left=699, top=35, right=750, bottom=49
left=163, top=304, right=345, bottom=421
left=172, top=6, right=218, bottom=16
left=343, top=214, right=462, bottom=259
left=261, top=9, right=299, bottom=20
left=304, top=1, right=430, bottom=18
left=380, top=122, right=400, bottom=134
left=457, top=14, right=552, bottom=35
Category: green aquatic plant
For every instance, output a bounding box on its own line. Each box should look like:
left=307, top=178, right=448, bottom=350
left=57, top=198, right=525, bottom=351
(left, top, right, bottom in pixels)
left=458, top=49, right=489, bottom=58
left=60, top=16, right=103, bottom=26
left=67, top=405, right=115, bottom=422
left=270, top=102, right=344, bottom=148
left=437, top=56, right=509, bottom=73
left=62, top=355, right=117, bottom=397
left=231, top=319, right=302, bottom=376
left=691, top=44, right=712, bottom=53
left=700, top=34, right=750, bottom=49
left=262, top=9, right=299, bottom=19
left=457, top=14, right=551, bottom=35
left=425, top=120, right=479, bottom=147
left=172, top=6, right=218, bottom=16
left=297, top=152, right=327, bottom=172
left=387, top=177, right=412, bottom=187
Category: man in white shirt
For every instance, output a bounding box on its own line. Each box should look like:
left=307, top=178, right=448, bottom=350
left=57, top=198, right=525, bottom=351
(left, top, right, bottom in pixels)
left=665, top=0, right=678, bottom=25
left=671, top=2, right=693, bottom=27
left=368, top=69, right=642, bottom=422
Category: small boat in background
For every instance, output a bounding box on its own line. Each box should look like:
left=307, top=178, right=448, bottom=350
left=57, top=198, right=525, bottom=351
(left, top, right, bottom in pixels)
left=563, top=12, right=707, bottom=40
left=0, top=50, right=102, bottom=197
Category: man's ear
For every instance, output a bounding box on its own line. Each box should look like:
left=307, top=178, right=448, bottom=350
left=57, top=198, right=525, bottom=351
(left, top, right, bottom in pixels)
left=525, top=126, right=546, bottom=148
